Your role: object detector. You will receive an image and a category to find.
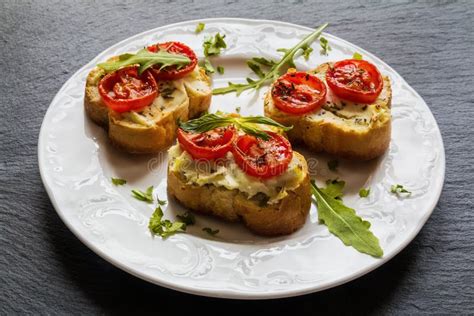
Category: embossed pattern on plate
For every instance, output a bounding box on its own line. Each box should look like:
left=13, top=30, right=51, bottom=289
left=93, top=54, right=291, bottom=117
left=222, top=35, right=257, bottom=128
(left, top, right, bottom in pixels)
left=38, top=18, right=445, bottom=299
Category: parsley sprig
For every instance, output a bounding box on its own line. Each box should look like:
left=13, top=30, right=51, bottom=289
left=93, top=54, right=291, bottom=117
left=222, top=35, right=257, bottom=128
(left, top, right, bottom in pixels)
left=131, top=186, right=154, bottom=203
left=391, top=184, right=411, bottom=197
left=148, top=206, right=192, bottom=238
left=97, top=48, right=191, bottom=74
left=359, top=188, right=371, bottom=198
left=201, top=33, right=227, bottom=75
left=178, top=112, right=292, bottom=140
left=111, top=177, right=127, bottom=186
left=212, top=23, right=328, bottom=95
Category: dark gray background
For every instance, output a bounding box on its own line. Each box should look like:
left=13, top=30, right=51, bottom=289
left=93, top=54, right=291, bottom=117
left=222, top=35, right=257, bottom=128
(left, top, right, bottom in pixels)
left=1, top=0, right=473, bottom=314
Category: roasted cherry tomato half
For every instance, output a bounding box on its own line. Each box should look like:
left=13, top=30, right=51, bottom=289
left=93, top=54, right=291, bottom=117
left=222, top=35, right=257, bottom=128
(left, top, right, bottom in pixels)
left=147, top=41, right=198, bottom=80
left=177, top=126, right=235, bottom=160
left=271, top=71, right=327, bottom=115
left=326, top=59, right=383, bottom=104
left=98, top=66, right=158, bottom=113
left=232, top=132, right=293, bottom=179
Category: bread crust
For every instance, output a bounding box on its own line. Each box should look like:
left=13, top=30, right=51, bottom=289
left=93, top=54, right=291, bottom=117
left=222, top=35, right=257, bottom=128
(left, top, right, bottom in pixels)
left=167, top=152, right=311, bottom=236
left=84, top=65, right=212, bottom=153
left=264, top=63, right=392, bottom=160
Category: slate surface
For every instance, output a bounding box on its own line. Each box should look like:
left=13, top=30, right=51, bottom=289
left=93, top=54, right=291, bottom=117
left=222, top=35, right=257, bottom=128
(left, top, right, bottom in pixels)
left=1, top=0, right=473, bottom=314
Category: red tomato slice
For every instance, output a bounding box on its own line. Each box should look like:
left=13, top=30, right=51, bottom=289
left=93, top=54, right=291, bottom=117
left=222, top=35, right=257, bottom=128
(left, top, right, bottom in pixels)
left=147, top=41, right=198, bottom=80
left=232, top=132, right=293, bottom=179
left=326, top=59, right=383, bottom=104
left=177, top=127, right=235, bottom=160
left=271, top=71, right=327, bottom=115
left=98, top=66, right=157, bottom=113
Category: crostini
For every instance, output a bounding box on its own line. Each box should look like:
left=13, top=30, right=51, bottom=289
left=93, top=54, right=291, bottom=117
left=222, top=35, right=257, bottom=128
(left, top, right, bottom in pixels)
left=264, top=59, right=392, bottom=160
left=166, top=113, right=312, bottom=236
left=84, top=41, right=212, bottom=153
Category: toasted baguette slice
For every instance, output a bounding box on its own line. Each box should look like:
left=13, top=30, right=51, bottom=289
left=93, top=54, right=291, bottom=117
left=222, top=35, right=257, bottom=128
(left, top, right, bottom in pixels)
left=84, top=65, right=212, bottom=153
left=264, top=63, right=392, bottom=160
left=167, top=151, right=311, bottom=236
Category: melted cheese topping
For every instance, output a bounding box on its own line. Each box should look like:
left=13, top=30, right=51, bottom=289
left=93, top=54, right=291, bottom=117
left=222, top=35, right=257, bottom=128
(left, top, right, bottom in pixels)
left=307, top=68, right=390, bottom=130
left=168, top=144, right=305, bottom=204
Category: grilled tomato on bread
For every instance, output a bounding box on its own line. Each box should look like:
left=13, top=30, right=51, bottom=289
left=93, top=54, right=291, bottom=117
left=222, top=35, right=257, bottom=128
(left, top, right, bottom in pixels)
left=167, top=113, right=311, bottom=236
left=84, top=42, right=212, bottom=153
left=265, top=59, right=391, bottom=160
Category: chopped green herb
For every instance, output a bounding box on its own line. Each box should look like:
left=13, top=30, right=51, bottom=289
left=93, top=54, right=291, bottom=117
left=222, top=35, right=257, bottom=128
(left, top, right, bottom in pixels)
left=213, top=23, right=328, bottom=95
left=319, top=37, right=331, bottom=55
left=97, top=49, right=190, bottom=74
left=131, top=186, right=154, bottom=203
left=111, top=177, right=127, bottom=186
left=195, top=22, right=205, bottom=34
left=200, top=33, right=227, bottom=76
left=157, top=197, right=167, bottom=206
left=327, top=159, right=339, bottom=171
left=359, top=188, right=371, bottom=198
left=201, top=58, right=215, bottom=75
left=148, top=206, right=164, bottom=234
left=202, top=227, right=219, bottom=236
left=311, top=181, right=383, bottom=258
left=353, top=52, right=363, bottom=60
left=321, top=179, right=345, bottom=200
left=203, top=33, right=227, bottom=57
left=159, top=85, right=175, bottom=99
left=148, top=206, right=188, bottom=238
left=391, top=184, right=411, bottom=196
left=235, top=106, right=241, bottom=113
left=176, top=212, right=196, bottom=225
left=178, top=112, right=292, bottom=140
left=302, top=45, right=314, bottom=60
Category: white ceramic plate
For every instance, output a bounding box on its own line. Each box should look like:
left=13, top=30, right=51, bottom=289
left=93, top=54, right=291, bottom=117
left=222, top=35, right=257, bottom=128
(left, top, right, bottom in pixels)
left=38, top=18, right=445, bottom=299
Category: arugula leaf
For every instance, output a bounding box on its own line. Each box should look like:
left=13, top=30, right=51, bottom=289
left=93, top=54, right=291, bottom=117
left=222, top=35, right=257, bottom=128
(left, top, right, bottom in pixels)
left=311, top=182, right=383, bottom=258
left=195, top=22, right=205, bottom=34
left=213, top=23, right=328, bottom=95
left=176, top=212, right=196, bottom=225
left=391, top=184, right=411, bottom=196
left=353, top=52, right=363, bottom=60
left=319, top=37, right=331, bottom=55
left=97, top=48, right=190, bottom=74
left=247, top=60, right=265, bottom=78
left=359, top=188, right=370, bottom=198
left=148, top=206, right=188, bottom=238
left=217, top=65, right=225, bottom=74
left=322, top=179, right=345, bottom=200
left=131, top=186, right=154, bottom=203
left=111, top=177, right=127, bottom=186
left=251, top=57, right=276, bottom=67
left=201, top=58, right=215, bottom=74
left=202, top=227, right=219, bottom=236
left=327, top=159, right=339, bottom=171
left=203, top=33, right=227, bottom=57
left=178, top=112, right=292, bottom=140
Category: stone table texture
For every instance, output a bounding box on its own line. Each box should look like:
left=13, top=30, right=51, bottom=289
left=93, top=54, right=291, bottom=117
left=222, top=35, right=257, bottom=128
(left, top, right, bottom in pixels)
left=1, top=0, right=473, bottom=314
